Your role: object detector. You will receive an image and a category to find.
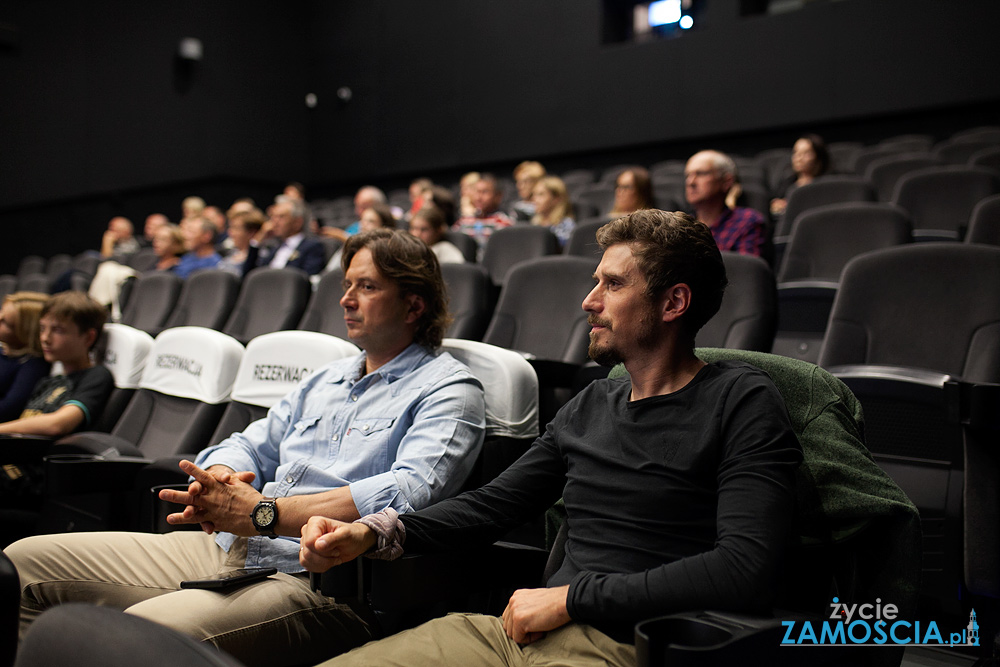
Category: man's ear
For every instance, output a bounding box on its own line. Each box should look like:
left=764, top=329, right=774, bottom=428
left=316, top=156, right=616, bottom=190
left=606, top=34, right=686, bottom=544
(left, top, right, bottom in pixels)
left=84, top=328, right=99, bottom=351
left=660, top=284, right=692, bottom=324
left=404, top=294, right=426, bottom=325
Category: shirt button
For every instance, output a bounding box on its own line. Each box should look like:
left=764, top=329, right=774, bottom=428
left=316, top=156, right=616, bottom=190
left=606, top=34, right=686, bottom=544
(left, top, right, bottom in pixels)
left=351, top=395, right=358, bottom=402
left=285, top=475, right=294, bottom=483
left=363, top=424, right=369, bottom=430
left=332, top=434, right=339, bottom=441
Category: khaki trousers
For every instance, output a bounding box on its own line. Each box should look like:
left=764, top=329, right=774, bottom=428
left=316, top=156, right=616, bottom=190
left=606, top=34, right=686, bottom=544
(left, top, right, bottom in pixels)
left=5, top=530, right=373, bottom=667
left=317, top=613, right=636, bottom=667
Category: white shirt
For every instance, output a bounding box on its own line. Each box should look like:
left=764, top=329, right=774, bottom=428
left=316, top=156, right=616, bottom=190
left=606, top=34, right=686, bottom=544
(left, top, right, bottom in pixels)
left=269, top=233, right=305, bottom=269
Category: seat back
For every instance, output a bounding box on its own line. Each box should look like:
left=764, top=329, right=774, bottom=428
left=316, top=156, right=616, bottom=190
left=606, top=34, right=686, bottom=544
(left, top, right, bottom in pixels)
left=442, top=231, right=478, bottom=264
left=573, top=183, right=615, bottom=219
left=934, top=138, right=1000, bottom=165
left=0, top=275, right=17, bottom=302
left=564, top=218, right=609, bottom=261
left=16, top=255, right=45, bottom=278
left=778, top=176, right=877, bottom=237
left=111, top=327, right=243, bottom=458
left=223, top=267, right=311, bottom=344
left=966, top=193, right=1000, bottom=246
left=877, top=134, right=934, bottom=153
left=481, top=226, right=560, bottom=287
left=208, top=331, right=358, bottom=446
left=696, top=252, right=775, bottom=352
left=127, top=247, right=159, bottom=272
left=45, top=254, right=73, bottom=282
left=298, top=268, right=348, bottom=339
left=16, top=604, right=242, bottom=667
left=864, top=152, right=943, bottom=201
left=483, top=256, right=596, bottom=364
left=891, top=166, right=1000, bottom=239
left=819, top=244, right=1000, bottom=382
left=778, top=202, right=912, bottom=282
left=119, top=272, right=183, bottom=335
left=969, top=146, right=1000, bottom=172
left=440, top=263, right=492, bottom=341
left=91, top=324, right=155, bottom=432
left=163, top=269, right=240, bottom=331
left=440, top=339, right=539, bottom=486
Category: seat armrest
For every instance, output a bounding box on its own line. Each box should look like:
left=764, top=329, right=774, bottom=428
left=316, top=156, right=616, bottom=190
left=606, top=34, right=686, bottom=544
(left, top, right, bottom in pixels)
left=53, top=432, right=144, bottom=458
left=635, top=610, right=859, bottom=666
left=312, top=541, right=549, bottom=613
left=44, top=454, right=153, bottom=496
left=946, top=380, right=1000, bottom=432
left=0, top=434, right=56, bottom=464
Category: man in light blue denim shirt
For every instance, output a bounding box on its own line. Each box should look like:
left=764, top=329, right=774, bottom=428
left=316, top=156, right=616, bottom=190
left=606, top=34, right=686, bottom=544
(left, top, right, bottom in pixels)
left=6, top=230, right=486, bottom=667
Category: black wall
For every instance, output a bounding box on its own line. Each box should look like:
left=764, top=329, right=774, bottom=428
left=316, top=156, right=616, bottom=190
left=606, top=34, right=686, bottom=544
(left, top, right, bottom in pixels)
left=2, top=0, right=998, bottom=272
left=0, top=1, right=310, bottom=270
left=307, top=0, right=1000, bottom=182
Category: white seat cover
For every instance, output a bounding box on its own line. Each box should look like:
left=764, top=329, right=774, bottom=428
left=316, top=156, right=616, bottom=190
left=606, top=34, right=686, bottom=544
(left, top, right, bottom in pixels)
left=141, top=327, right=244, bottom=404
left=441, top=338, right=539, bottom=439
left=102, top=323, right=154, bottom=389
left=231, top=331, right=359, bottom=408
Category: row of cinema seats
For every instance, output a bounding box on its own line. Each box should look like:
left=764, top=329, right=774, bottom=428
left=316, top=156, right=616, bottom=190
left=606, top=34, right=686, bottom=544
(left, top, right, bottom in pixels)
left=3, top=245, right=1000, bottom=665
left=7, top=324, right=540, bottom=541
left=16, top=338, right=995, bottom=667
left=308, top=126, right=1000, bottom=233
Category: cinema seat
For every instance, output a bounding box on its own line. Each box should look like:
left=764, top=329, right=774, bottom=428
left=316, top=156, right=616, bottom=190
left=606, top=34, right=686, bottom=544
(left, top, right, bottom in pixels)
left=143, top=330, right=358, bottom=532
left=41, top=327, right=244, bottom=532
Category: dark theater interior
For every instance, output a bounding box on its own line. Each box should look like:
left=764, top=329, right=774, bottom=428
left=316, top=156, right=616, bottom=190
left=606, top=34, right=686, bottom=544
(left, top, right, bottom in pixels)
left=0, top=1, right=999, bottom=665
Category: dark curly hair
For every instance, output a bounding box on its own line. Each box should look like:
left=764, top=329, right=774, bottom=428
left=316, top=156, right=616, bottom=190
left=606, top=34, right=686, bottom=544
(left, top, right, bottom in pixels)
left=596, top=209, right=728, bottom=340
left=341, top=229, right=452, bottom=349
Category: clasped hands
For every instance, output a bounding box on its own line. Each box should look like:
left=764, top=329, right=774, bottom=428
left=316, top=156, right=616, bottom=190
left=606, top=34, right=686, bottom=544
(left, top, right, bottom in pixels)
left=158, top=459, right=261, bottom=535
left=297, top=516, right=571, bottom=645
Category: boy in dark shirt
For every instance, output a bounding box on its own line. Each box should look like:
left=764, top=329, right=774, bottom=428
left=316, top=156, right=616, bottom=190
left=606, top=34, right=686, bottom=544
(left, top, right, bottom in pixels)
left=0, top=291, right=113, bottom=437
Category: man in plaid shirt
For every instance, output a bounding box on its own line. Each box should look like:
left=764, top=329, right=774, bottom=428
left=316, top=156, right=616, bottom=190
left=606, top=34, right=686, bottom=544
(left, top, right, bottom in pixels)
left=685, top=150, right=766, bottom=257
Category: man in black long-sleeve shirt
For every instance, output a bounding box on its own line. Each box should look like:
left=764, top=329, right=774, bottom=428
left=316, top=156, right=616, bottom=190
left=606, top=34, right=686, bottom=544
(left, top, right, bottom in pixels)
left=301, top=209, right=802, bottom=667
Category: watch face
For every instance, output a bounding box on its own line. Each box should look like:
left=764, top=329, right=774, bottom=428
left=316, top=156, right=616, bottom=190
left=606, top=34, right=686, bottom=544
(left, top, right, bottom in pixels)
left=254, top=505, right=275, bottom=527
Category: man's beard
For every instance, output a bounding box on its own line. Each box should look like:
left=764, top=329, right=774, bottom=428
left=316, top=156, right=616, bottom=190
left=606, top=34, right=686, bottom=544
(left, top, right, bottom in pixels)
left=587, top=305, right=660, bottom=368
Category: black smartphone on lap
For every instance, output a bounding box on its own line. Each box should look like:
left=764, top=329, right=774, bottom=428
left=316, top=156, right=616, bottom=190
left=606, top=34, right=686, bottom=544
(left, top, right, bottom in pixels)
left=180, top=567, right=278, bottom=590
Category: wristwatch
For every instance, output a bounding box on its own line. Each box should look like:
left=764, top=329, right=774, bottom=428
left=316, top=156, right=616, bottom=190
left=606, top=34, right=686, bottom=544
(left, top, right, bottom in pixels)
left=251, top=497, right=279, bottom=538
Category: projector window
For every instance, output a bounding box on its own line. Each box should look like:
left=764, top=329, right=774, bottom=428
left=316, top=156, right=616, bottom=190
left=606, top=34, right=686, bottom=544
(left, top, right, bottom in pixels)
left=602, top=0, right=702, bottom=44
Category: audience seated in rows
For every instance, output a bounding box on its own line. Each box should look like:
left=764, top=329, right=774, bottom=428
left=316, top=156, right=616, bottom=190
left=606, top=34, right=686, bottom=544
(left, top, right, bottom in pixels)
left=453, top=173, right=513, bottom=259
left=3, top=229, right=486, bottom=667
left=531, top=175, right=576, bottom=247
left=256, top=199, right=325, bottom=275
left=141, top=213, right=169, bottom=250
left=410, top=206, right=465, bottom=264
left=175, top=218, right=222, bottom=279
left=0, top=291, right=111, bottom=439
left=321, top=186, right=388, bottom=242
left=100, top=217, right=141, bottom=261
left=511, top=161, right=546, bottom=222
left=0, top=292, right=49, bottom=422
left=217, top=209, right=266, bottom=277
left=609, top=166, right=654, bottom=218
left=685, top=150, right=767, bottom=257
left=770, top=133, right=830, bottom=216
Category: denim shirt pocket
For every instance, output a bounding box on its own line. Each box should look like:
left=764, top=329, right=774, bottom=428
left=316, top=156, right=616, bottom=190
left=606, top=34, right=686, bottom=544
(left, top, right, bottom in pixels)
left=340, top=416, right=397, bottom=473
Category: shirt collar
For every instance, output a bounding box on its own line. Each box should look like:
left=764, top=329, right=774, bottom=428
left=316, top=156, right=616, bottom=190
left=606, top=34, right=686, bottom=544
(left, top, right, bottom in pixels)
left=326, top=343, right=433, bottom=385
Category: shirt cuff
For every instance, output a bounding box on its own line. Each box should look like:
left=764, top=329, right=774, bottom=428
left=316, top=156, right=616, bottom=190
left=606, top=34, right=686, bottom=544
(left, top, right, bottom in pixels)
left=355, top=508, right=406, bottom=560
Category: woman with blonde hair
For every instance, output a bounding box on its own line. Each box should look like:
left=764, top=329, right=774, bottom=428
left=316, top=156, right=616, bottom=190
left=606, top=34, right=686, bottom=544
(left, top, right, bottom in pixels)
left=531, top=176, right=576, bottom=247
left=0, top=292, right=50, bottom=421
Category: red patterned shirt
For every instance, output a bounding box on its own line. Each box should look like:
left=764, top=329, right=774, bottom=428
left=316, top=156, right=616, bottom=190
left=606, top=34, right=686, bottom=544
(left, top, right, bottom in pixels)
left=710, top=207, right=766, bottom=256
